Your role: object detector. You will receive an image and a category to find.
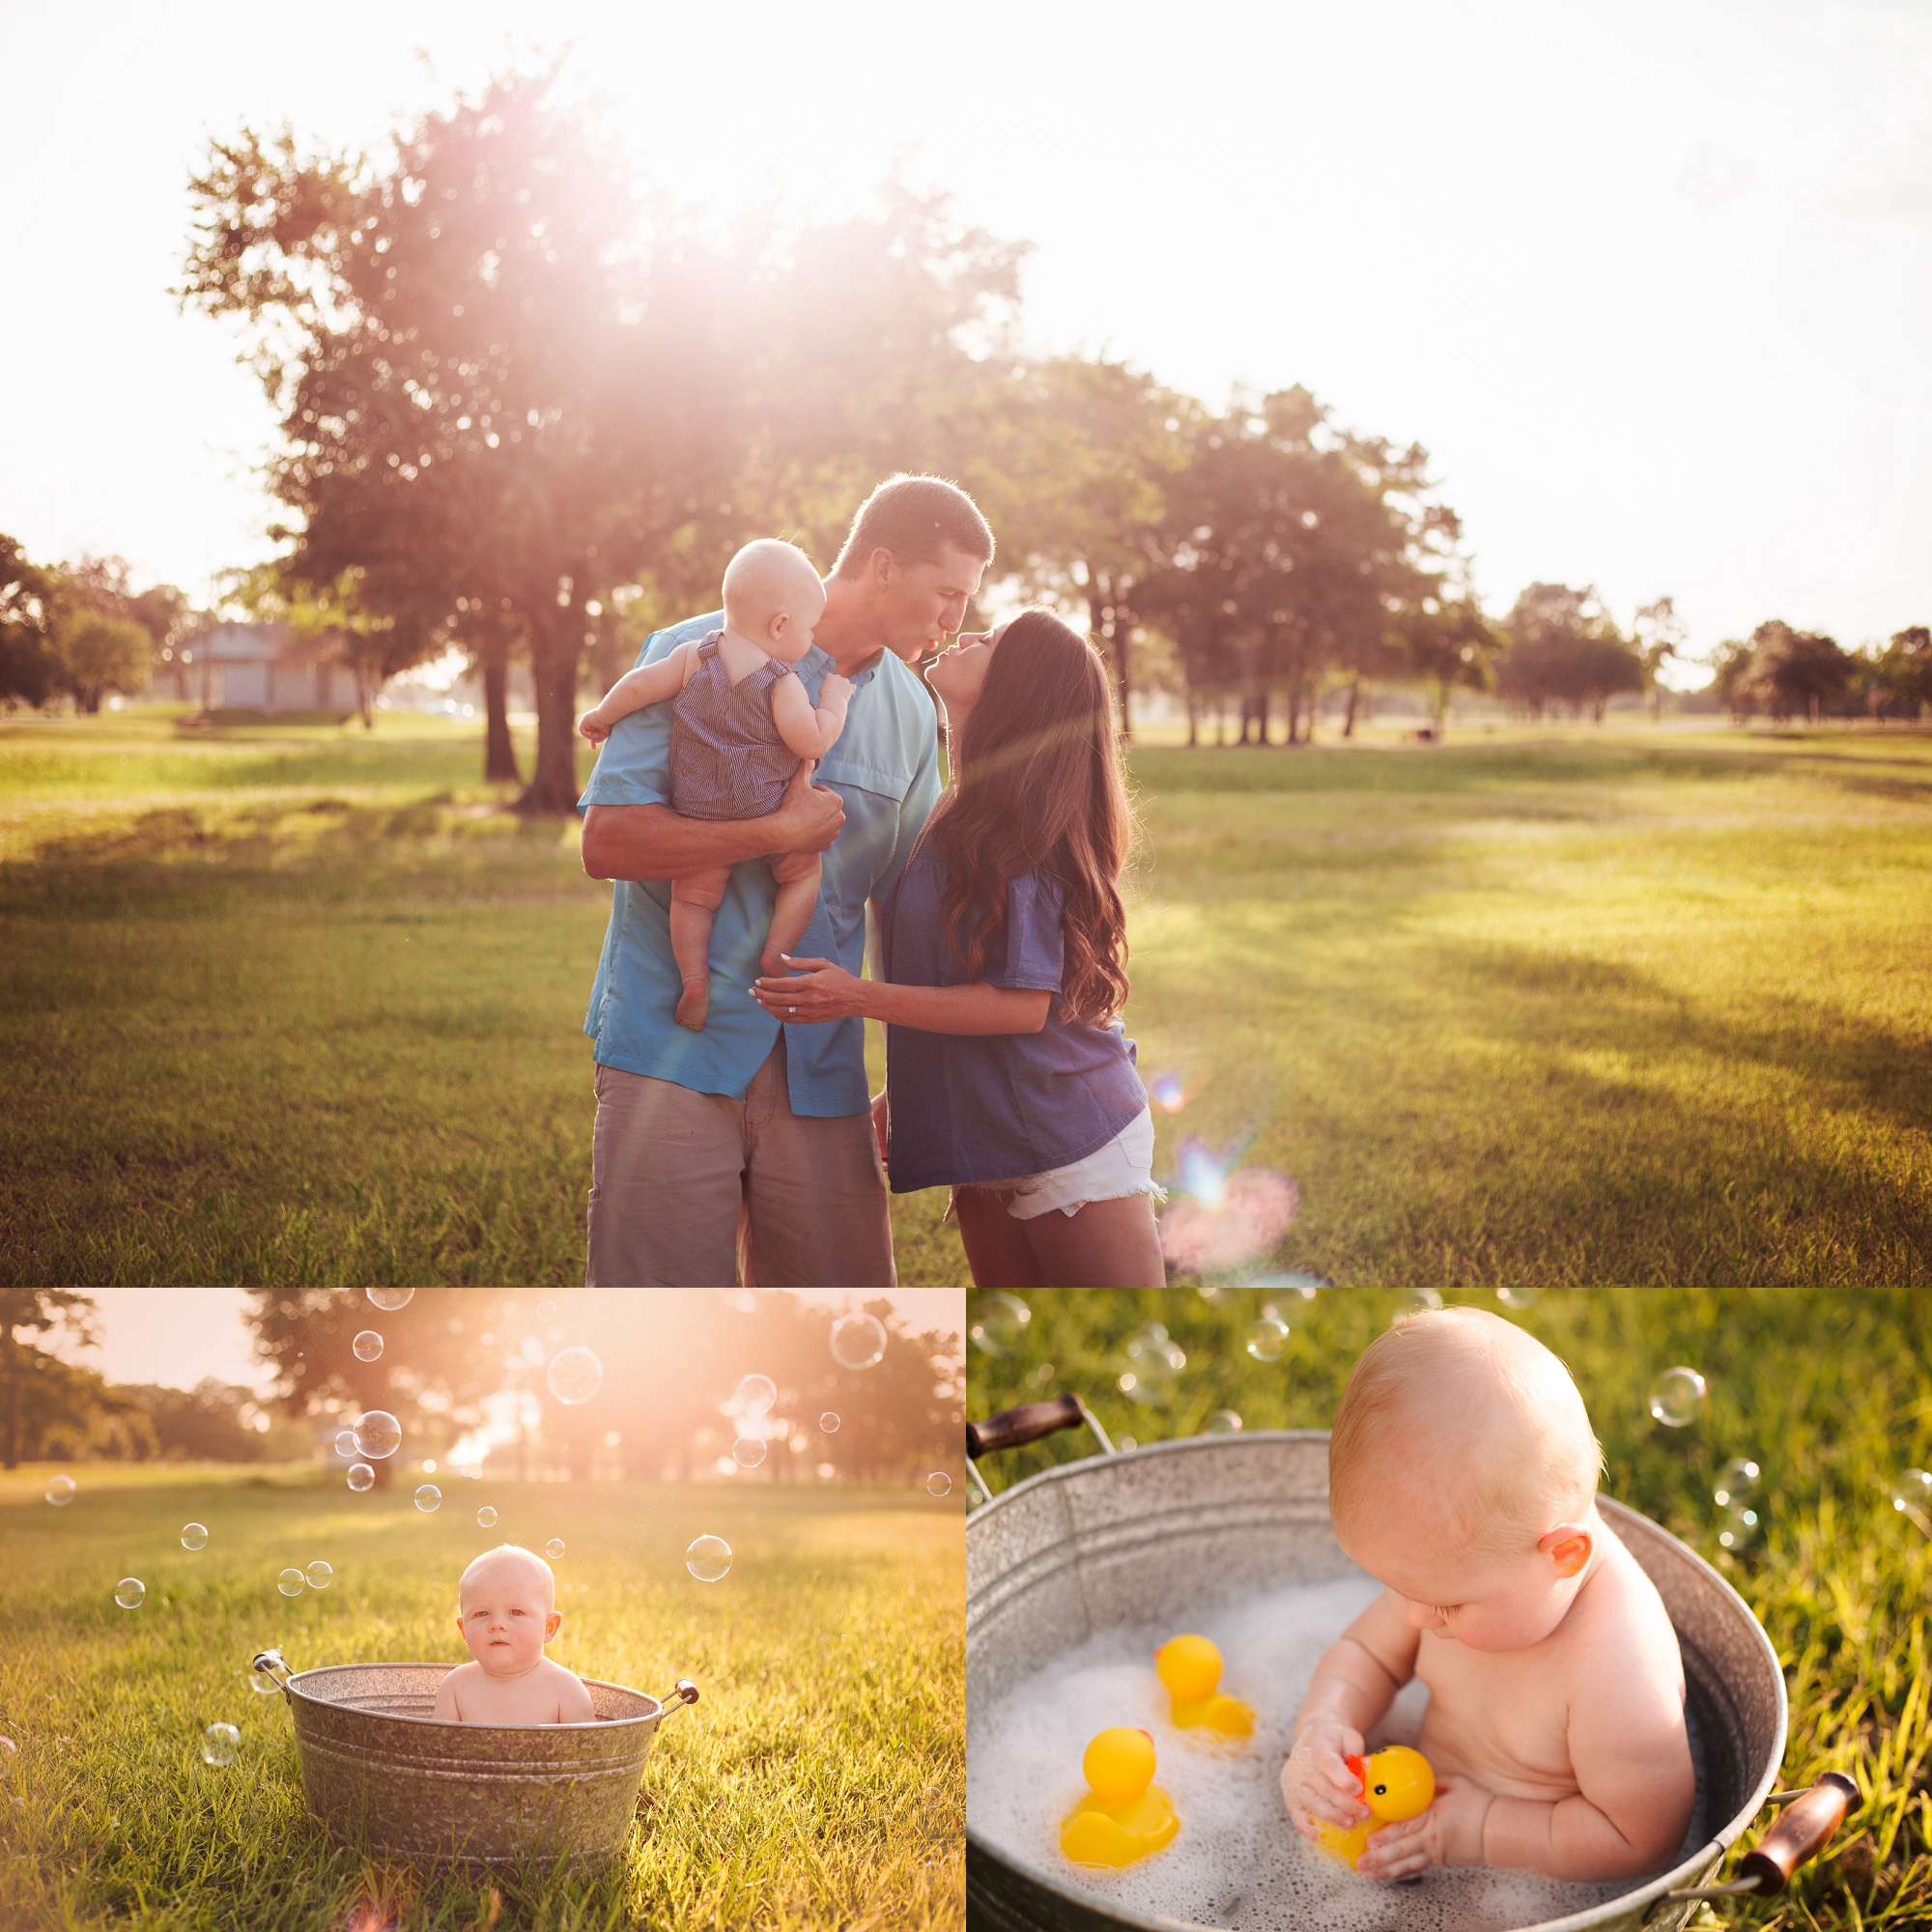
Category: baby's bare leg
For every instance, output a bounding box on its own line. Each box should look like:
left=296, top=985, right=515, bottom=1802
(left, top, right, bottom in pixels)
left=669, top=867, right=733, bottom=1031
left=761, top=850, right=822, bottom=980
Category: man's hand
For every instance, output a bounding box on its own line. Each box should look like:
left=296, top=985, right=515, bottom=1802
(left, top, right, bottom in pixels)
left=767, top=762, right=844, bottom=855
left=1355, top=1773, right=1496, bottom=1879
left=1280, top=1717, right=1368, bottom=1841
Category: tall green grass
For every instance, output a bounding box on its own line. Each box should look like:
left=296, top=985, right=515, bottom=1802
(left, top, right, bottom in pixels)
left=966, top=1286, right=1932, bottom=1931
left=3, top=715, right=1928, bottom=1285
left=0, top=1465, right=963, bottom=1931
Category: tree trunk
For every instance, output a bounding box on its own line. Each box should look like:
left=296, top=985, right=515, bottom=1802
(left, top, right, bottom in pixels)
left=519, top=591, right=587, bottom=816
left=481, top=647, right=521, bottom=785
left=1185, top=689, right=1198, bottom=748
left=4, top=1327, right=17, bottom=1470
left=1343, top=675, right=1360, bottom=738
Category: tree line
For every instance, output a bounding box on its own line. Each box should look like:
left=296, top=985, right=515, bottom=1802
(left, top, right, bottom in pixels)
left=2, top=1288, right=960, bottom=1488
left=5, top=70, right=1925, bottom=776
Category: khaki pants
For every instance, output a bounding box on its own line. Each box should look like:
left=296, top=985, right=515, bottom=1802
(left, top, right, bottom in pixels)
left=585, top=1037, right=895, bottom=1288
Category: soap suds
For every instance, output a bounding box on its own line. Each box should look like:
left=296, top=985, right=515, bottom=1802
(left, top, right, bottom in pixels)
left=968, top=1575, right=1653, bottom=1932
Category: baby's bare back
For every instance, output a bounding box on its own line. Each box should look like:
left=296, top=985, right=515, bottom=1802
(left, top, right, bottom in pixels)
left=1413, top=1524, right=1688, bottom=1803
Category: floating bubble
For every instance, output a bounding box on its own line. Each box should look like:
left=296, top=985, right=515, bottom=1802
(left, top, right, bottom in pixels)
left=967, top=1292, right=1030, bottom=1357
left=333, top=1429, right=357, bottom=1459
left=414, top=1485, right=441, bottom=1514
left=1889, top=1469, right=1932, bottom=1528
left=819, top=1411, right=840, bottom=1433
left=547, top=1345, right=605, bottom=1406
left=277, top=1568, right=306, bottom=1597
left=476, top=1506, right=498, bottom=1529
left=44, top=1473, right=75, bottom=1507
left=1151, top=1073, right=1186, bottom=1114
left=1158, top=1156, right=1301, bottom=1276
left=733, top=1436, right=767, bottom=1468
left=545, top=1539, right=565, bottom=1560
left=181, top=1522, right=209, bottom=1551
left=686, top=1534, right=732, bottom=1581
left=1117, top=1321, right=1185, bottom=1408
left=1196, top=1285, right=1228, bottom=1305
left=1648, top=1367, right=1707, bottom=1428
left=352, top=1330, right=384, bottom=1362
left=536, top=1300, right=557, bottom=1322
left=1717, top=1502, right=1760, bottom=1552
left=200, top=1723, right=240, bottom=1768
left=1025, top=1362, right=1057, bottom=1388
left=830, top=1311, right=887, bottom=1371
left=246, top=1668, right=281, bottom=1695
left=926, top=1471, right=952, bottom=1497
left=1495, top=1288, right=1541, bottom=1309
left=366, top=1288, right=413, bottom=1311
left=1405, top=1289, right=1444, bottom=1315
left=1713, top=1459, right=1761, bottom=1509
left=347, top=1463, right=376, bottom=1492
left=114, top=1577, right=145, bottom=1610
left=1207, top=1409, right=1243, bottom=1435
left=353, top=1410, right=402, bottom=1459
left=1246, top=1317, right=1290, bottom=1364
left=734, top=1373, right=778, bottom=1416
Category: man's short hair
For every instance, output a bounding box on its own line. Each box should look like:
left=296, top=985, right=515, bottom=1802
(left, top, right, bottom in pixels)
left=832, top=474, right=995, bottom=580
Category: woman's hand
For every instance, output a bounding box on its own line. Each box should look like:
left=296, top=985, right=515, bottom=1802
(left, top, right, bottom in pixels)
left=750, top=955, right=870, bottom=1025
left=1354, top=1772, right=1496, bottom=1879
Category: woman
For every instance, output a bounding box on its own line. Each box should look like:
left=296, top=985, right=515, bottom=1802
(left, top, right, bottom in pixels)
left=751, top=609, right=1164, bottom=1287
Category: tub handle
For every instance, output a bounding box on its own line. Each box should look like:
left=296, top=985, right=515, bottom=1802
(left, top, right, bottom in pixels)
left=1658, top=1772, right=1858, bottom=1906
left=656, top=1678, right=699, bottom=1723
left=966, top=1394, right=1115, bottom=1503
left=250, top=1648, right=294, bottom=1692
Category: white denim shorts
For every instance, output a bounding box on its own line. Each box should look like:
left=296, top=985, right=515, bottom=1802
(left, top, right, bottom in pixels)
left=957, top=1105, right=1166, bottom=1222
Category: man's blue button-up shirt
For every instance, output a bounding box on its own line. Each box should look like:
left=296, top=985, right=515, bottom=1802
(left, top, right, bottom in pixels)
left=580, top=610, right=942, bottom=1118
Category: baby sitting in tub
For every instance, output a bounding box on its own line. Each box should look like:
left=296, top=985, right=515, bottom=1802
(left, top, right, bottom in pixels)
left=431, top=1544, right=597, bottom=1725
left=1280, top=1306, right=1695, bottom=1882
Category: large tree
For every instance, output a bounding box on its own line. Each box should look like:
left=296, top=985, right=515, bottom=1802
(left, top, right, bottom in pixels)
left=0, top=535, right=59, bottom=710
left=183, top=72, right=738, bottom=810
left=1, top=1291, right=98, bottom=1467
left=1739, top=620, right=1853, bottom=724
left=1496, top=583, right=1644, bottom=721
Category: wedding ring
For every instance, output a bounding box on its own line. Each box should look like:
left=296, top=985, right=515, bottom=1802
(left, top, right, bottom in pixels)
left=788, top=1005, right=797, bottom=1017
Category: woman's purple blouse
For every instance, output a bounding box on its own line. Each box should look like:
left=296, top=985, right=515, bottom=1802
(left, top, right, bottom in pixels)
left=879, top=849, right=1147, bottom=1192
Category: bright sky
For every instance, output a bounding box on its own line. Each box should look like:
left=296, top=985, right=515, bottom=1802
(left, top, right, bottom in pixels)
left=50, top=1290, right=960, bottom=1395
left=4, top=0, right=1927, bottom=670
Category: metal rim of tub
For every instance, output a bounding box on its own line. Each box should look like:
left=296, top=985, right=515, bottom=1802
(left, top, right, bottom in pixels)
left=252, top=1649, right=698, bottom=1867
left=964, top=1401, right=1857, bottom=1932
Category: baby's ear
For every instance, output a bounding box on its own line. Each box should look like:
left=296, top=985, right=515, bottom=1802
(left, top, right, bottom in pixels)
left=1539, top=1523, right=1593, bottom=1577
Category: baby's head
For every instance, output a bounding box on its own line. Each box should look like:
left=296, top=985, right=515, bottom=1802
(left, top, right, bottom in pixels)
left=1329, top=1307, right=1605, bottom=1653
left=723, top=538, right=826, bottom=665
left=456, top=1544, right=560, bottom=1678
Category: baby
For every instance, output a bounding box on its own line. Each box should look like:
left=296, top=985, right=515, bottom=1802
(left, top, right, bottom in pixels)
left=1281, top=1306, right=1694, bottom=1882
left=578, top=538, right=852, bottom=1031
left=431, top=1543, right=596, bottom=1725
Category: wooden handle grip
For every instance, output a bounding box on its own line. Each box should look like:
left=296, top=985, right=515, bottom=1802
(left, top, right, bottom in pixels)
left=1736, top=1773, right=1858, bottom=1893
left=967, top=1394, right=1084, bottom=1460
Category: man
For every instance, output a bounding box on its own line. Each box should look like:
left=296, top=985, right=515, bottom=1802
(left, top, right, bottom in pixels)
left=579, top=473, right=994, bottom=1285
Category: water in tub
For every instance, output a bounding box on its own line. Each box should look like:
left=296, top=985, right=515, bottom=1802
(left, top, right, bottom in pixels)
left=969, top=1574, right=1690, bottom=1932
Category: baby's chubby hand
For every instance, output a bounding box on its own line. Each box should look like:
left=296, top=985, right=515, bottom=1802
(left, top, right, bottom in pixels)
left=1280, top=1717, right=1368, bottom=1841
left=1355, top=1772, right=1495, bottom=1880
left=818, top=671, right=853, bottom=709
left=578, top=710, right=611, bottom=746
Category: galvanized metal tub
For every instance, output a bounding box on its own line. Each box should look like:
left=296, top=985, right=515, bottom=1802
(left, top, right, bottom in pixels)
left=253, top=1653, right=696, bottom=1867
left=966, top=1420, right=1847, bottom=1932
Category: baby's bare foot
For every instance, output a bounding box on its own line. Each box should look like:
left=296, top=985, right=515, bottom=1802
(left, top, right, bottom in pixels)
left=674, top=983, right=709, bottom=1031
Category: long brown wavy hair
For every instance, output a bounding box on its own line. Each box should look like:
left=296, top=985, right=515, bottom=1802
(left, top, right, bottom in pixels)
left=925, top=609, right=1133, bottom=1025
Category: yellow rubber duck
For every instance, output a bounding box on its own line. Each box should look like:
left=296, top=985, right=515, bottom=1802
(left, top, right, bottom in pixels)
left=1060, top=1727, right=1180, bottom=1867
left=1317, top=1745, right=1435, bottom=1868
left=1154, top=1634, right=1255, bottom=1739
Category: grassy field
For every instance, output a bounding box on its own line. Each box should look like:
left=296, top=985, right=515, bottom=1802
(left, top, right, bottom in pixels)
left=965, top=1286, right=1932, bottom=1931
left=3, top=709, right=1929, bottom=1285
left=0, top=1462, right=963, bottom=1932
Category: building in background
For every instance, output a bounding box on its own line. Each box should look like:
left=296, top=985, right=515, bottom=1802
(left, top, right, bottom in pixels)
left=195, top=622, right=355, bottom=713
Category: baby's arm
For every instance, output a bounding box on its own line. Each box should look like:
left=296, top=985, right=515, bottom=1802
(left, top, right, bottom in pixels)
left=554, top=1667, right=597, bottom=1724
left=579, top=641, right=698, bottom=745
left=1281, top=1588, right=1419, bottom=1840
left=771, top=669, right=852, bottom=761
left=431, top=1666, right=465, bottom=1722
